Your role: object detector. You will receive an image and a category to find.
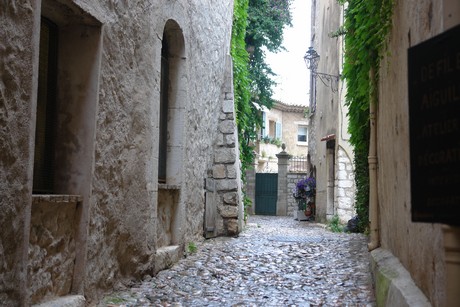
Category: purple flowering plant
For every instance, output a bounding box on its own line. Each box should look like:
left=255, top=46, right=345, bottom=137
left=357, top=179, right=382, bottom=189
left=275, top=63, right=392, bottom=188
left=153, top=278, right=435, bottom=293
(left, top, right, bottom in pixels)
left=293, top=177, right=316, bottom=210
left=293, top=177, right=316, bottom=199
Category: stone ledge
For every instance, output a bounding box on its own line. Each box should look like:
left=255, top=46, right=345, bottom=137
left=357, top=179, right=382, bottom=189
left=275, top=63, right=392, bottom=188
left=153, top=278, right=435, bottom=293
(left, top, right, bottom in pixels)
left=370, top=248, right=431, bottom=307
left=33, top=295, right=85, bottom=307
left=32, top=195, right=82, bottom=204
left=158, top=184, right=181, bottom=190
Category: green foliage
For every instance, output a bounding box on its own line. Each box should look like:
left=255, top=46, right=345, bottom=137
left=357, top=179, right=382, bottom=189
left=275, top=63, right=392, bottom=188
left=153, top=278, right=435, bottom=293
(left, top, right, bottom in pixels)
left=187, top=242, right=197, bottom=254
left=243, top=194, right=252, bottom=221
left=231, top=0, right=252, bottom=216
left=340, top=0, right=394, bottom=232
left=327, top=215, right=343, bottom=233
left=303, top=106, right=310, bottom=118
left=231, top=0, right=292, bottom=216
left=246, top=0, right=293, bottom=52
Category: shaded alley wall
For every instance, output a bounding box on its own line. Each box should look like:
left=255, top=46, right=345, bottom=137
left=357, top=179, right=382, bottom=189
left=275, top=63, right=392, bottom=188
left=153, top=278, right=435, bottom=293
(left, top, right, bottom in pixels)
left=0, top=0, right=237, bottom=305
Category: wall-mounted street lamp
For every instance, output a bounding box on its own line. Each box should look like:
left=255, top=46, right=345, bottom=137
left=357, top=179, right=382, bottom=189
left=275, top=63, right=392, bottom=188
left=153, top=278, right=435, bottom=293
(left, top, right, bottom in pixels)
left=304, top=47, right=340, bottom=92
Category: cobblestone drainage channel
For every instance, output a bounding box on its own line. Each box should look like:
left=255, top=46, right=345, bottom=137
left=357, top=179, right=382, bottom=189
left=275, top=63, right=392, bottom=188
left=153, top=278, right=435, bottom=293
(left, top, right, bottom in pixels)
left=269, top=235, right=323, bottom=243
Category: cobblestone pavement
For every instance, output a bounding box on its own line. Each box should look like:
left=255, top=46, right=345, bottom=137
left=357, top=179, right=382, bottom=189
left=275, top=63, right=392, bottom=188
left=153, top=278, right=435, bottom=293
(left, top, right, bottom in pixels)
left=100, top=216, right=375, bottom=307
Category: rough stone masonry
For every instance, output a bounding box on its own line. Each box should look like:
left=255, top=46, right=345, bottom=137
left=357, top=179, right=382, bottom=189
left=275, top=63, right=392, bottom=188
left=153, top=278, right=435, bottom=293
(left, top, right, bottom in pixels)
left=0, top=0, right=241, bottom=305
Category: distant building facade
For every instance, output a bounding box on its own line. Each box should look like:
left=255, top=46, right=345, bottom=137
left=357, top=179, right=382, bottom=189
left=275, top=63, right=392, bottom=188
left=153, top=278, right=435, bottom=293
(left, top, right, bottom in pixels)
left=0, top=1, right=242, bottom=305
left=256, top=101, right=308, bottom=173
left=308, top=0, right=356, bottom=224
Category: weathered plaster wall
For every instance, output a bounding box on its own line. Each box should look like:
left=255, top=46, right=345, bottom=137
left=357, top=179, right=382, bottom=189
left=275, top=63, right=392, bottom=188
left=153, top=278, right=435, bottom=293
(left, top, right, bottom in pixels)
left=0, top=2, right=40, bottom=306
left=377, top=0, right=446, bottom=305
left=28, top=196, right=79, bottom=304
left=0, top=0, right=236, bottom=304
left=310, top=0, right=341, bottom=222
left=84, top=0, right=235, bottom=301
left=280, top=109, right=308, bottom=157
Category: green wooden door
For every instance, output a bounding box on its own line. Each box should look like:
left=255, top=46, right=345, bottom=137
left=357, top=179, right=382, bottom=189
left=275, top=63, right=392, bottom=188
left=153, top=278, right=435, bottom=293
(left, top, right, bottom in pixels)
left=255, top=173, right=278, bottom=215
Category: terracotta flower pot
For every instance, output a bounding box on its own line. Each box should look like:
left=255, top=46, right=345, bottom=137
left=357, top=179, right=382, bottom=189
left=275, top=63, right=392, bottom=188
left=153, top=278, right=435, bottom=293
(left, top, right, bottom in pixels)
left=305, top=204, right=313, bottom=216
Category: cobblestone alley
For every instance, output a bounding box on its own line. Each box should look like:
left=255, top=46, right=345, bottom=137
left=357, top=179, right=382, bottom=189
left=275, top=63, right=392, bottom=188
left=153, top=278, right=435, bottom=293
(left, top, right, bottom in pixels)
left=100, top=216, right=375, bottom=306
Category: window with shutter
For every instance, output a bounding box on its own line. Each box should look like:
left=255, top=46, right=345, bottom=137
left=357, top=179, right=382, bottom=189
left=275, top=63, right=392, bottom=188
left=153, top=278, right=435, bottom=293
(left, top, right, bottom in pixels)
left=261, top=112, right=267, bottom=138
left=276, top=122, right=282, bottom=139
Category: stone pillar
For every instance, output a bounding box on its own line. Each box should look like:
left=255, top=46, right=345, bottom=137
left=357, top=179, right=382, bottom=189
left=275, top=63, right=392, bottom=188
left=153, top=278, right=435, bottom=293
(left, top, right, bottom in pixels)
left=212, top=55, right=243, bottom=236
left=276, top=144, right=290, bottom=216
left=245, top=154, right=257, bottom=215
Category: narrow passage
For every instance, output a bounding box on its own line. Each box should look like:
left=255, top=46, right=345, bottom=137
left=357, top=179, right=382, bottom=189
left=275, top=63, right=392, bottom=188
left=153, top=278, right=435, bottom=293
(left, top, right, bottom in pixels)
left=101, top=216, right=375, bottom=306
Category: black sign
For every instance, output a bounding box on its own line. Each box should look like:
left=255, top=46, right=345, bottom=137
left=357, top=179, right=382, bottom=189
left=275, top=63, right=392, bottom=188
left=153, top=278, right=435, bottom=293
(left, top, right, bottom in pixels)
left=408, top=24, right=460, bottom=226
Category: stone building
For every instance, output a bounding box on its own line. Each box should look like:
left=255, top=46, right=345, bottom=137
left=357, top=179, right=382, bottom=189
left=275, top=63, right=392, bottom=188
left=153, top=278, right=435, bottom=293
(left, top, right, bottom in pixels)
left=256, top=101, right=308, bottom=173
left=368, top=1, right=459, bottom=305
left=308, top=0, right=356, bottom=223
left=0, top=0, right=242, bottom=305
left=314, top=0, right=460, bottom=305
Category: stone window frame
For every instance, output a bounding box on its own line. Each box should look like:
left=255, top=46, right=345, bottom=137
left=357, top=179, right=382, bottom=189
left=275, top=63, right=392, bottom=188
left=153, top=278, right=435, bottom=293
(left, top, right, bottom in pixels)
left=158, top=19, right=187, bottom=187
left=34, top=0, right=102, bottom=197
left=30, top=0, right=103, bottom=298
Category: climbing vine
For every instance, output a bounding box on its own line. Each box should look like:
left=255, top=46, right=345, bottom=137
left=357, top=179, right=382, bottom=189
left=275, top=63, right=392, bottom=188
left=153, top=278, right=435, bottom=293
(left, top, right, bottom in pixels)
left=230, top=0, right=251, bottom=172
left=338, top=0, right=394, bottom=231
left=231, top=0, right=292, bottom=216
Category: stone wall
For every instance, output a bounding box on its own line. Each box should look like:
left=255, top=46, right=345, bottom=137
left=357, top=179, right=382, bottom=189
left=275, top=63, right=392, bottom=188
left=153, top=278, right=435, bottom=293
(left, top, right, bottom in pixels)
left=0, top=0, right=237, bottom=305
left=375, top=0, right=454, bottom=304
left=335, top=146, right=355, bottom=223
left=287, top=173, right=308, bottom=216
left=0, top=2, right=38, bottom=305
left=309, top=0, right=342, bottom=222
left=28, top=196, right=80, bottom=304
left=213, top=56, right=243, bottom=236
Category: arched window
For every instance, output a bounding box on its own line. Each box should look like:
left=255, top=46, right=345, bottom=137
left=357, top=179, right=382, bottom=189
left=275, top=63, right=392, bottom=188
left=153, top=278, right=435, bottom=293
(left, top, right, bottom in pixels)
left=158, top=20, right=186, bottom=186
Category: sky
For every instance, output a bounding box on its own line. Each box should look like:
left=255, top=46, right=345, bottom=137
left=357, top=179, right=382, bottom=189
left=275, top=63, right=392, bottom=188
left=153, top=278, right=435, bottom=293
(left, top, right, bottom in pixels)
left=265, top=0, right=311, bottom=106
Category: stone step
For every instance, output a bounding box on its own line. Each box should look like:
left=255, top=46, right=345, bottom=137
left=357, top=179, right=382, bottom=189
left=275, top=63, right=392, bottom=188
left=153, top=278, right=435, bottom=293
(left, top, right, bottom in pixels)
left=33, top=295, right=85, bottom=307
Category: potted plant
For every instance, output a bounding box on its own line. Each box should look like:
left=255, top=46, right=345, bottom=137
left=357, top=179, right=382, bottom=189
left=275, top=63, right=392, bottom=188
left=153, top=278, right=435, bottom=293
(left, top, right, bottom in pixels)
left=293, top=176, right=316, bottom=221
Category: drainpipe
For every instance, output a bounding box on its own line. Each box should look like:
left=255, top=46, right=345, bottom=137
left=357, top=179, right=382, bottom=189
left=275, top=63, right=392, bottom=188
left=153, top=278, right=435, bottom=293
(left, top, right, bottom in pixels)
left=368, top=66, right=380, bottom=251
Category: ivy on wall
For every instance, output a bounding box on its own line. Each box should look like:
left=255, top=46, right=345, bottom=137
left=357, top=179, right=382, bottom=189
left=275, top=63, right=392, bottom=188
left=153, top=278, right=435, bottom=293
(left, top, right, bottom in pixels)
left=231, top=0, right=252, bottom=171
left=231, top=0, right=292, bottom=216
left=338, top=0, right=394, bottom=231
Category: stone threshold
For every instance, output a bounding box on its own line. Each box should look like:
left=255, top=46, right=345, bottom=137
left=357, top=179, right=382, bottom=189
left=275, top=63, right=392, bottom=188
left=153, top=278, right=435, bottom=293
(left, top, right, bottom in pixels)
left=32, top=295, right=85, bottom=307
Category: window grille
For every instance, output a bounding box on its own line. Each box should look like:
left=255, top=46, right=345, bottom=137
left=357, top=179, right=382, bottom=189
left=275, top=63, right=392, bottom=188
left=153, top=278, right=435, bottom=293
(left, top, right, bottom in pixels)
left=289, top=156, right=308, bottom=173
